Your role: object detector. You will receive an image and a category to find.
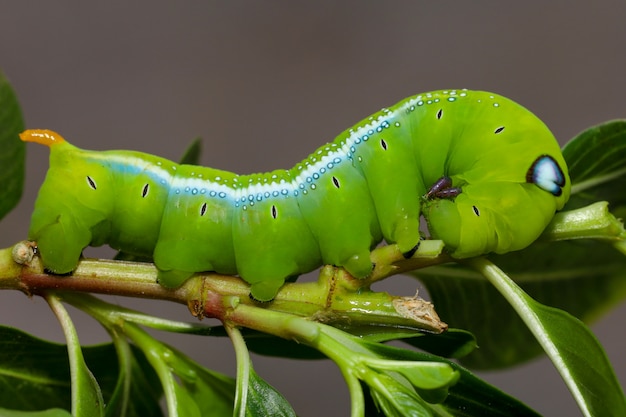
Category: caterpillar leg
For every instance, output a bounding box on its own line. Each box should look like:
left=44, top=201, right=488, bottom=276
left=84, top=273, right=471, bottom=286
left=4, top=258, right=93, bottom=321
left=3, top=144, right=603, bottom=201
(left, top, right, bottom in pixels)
left=390, top=217, right=422, bottom=255
left=156, top=269, right=194, bottom=288
left=350, top=128, right=423, bottom=257
left=233, top=192, right=322, bottom=303
left=341, top=251, right=374, bottom=279
left=248, top=278, right=286, bottom=303
left=30, top=218, right=91, bottom=275
left=402, top=242, right=420, bottom=259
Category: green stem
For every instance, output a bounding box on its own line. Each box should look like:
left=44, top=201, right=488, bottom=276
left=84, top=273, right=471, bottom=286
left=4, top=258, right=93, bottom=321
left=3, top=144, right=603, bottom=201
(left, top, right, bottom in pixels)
left=226, top=325, right=251, bottom=417
left=541, top=201, right=625, bottom=241
left=61, top=292, right=210, bottom=334
left=105, top=333, right=133, bottom=417
left=46, top=293, right=104, bottom=417
left=3, top=246, right=448, bottom=333
left=121, top=322, right=182, bottom=417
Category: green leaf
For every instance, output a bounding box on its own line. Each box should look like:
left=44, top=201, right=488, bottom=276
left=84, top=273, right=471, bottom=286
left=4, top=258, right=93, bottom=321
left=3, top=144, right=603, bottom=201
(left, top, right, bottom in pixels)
left=562, top=119, right=626, bottom=210
left=308, top=322, right=538, bottom=416
left=179, top=137, right=203, bottom=165
left=0, top=71, right=26, bottom=221
left=244, top=368, right=296, bottom=417
left=392, top=329, right=477, bottom=359
left=417, top=239, right=626, bottom=368
left=0, top=326, right=73, bottom=411
left=467, top=258, right=626, bottom=417
left=0, top=326, right=160, bottom=417
left=0, top=409, right=71, bottom=417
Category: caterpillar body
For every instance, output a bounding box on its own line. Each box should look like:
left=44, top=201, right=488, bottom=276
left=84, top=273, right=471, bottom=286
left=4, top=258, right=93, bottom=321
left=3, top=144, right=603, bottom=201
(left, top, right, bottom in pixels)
left=21, top=90, right=570, bottom=301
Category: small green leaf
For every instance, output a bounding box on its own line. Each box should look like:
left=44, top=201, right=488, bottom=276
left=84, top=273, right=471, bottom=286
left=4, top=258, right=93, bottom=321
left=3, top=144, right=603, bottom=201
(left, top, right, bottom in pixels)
left=121, top=323, right=234, bottom=417
left=0, top=71, right=26, bottom=221
left=391, top=363, right=458, bottom=392
left=364, top=358, right=459, bottom=406
left=97, top=338, right=163, bottom=417
left=179, top=137, right=203, bottom=165
left=363, top=342, right=542, bottom=417
left=367, top=373, right=431, bottom=417
left=167, top=346, right=235, bottom=417
left=244, top=369, right=296, bottom=417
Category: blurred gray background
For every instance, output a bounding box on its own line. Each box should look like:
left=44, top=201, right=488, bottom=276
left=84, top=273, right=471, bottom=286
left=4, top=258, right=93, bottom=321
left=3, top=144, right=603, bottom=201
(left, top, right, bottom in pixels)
left=1, top=2, right=625, bottom=416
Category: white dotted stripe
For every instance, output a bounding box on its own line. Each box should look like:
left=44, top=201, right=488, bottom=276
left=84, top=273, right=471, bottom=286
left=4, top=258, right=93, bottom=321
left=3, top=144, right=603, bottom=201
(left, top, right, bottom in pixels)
left=92, top=90, right=486, bottom=210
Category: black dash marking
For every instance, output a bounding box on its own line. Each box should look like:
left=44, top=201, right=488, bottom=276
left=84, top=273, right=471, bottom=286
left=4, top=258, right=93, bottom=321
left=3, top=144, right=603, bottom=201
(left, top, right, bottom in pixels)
left=380, top=139, right=388, bottom=150
left=332, top=176, right=340, bottom=188
left=86, top=176, right=97, bottom=190
left=142, top=183, right=150, bottom=198
left=436, top=109, right=443, bottom=120
left=200, top=202, right=207, bottom=216
left=472, top=206, right=480, bottom=216
left=271, top=205, right=277, bottom=219
left=494, top=126, right=505, bottom=134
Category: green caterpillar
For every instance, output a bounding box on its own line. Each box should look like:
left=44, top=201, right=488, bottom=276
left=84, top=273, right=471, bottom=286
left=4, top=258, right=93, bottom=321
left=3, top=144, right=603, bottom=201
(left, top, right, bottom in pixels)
left=21, top=89, right=570, bottom=301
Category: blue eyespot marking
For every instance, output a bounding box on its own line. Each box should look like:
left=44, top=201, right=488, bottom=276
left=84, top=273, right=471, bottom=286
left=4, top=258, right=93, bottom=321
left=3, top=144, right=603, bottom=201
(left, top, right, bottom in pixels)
left=527, top=155, right=566, bottom=196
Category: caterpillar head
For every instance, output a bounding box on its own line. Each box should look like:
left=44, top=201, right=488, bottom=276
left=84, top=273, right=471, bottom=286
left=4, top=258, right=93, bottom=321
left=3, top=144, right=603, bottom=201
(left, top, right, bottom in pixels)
left=20, top=130, right=115, bottom=273
left=422, top=154, right=570, bottom=258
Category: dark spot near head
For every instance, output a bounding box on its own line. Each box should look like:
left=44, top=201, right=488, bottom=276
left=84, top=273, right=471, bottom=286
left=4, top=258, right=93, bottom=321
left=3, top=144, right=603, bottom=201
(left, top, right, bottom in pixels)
left=200, top=202, right=207, bottom=216
left=436, top=109, right=443, bottom=120
left=495, top=126, right=505, bottom=134
left=332, top=176, right=340, bottom=188
left=472, top=206, right=480, bottom=216
left=380, top=139, right=388, bottom=150
left=86, top=176, right=97, bottom=190
left=271, top=205, right=277, bottom=219
left=142, top=183, right=150, bottom=198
